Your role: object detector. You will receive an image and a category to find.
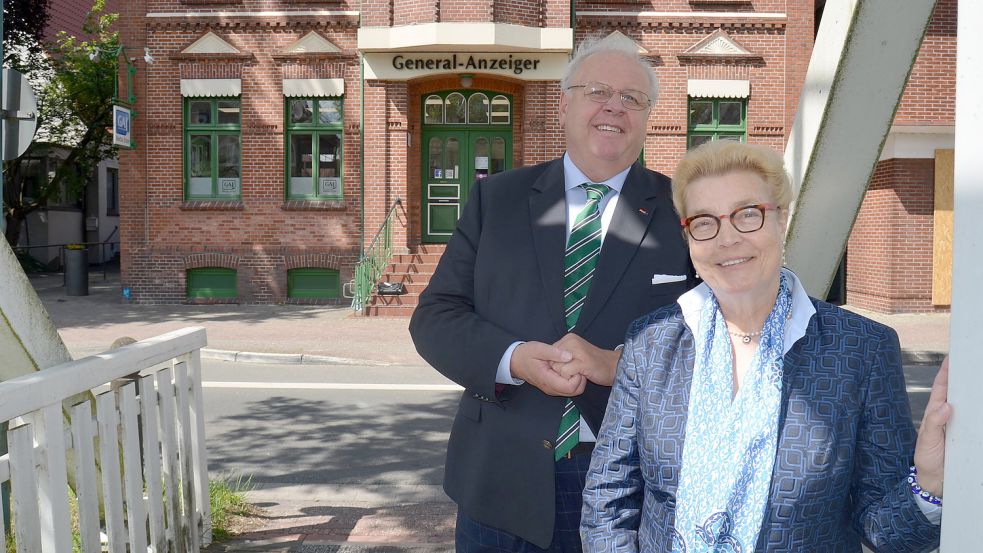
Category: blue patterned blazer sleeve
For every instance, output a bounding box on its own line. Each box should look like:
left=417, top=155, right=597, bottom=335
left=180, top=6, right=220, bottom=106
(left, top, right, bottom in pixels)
left=851, top=324, right=941, bottom=552
left=582, top=320, right=645, bottom=553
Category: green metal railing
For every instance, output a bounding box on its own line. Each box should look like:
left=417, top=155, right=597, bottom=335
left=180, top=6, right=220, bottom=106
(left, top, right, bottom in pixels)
left=350, top=198, right=402, bottom=311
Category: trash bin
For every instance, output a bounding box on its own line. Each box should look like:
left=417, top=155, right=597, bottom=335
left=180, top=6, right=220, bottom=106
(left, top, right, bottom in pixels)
left=64, top=244, right=89, bottom=296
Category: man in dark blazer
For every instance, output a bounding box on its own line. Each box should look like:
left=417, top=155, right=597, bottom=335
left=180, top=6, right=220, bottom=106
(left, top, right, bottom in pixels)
left=409, top=34, right=694, bottom=552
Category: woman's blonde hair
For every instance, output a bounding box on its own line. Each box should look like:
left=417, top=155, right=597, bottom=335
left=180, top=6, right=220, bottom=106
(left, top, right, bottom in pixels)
left=672, top=141, right=793, bottom=217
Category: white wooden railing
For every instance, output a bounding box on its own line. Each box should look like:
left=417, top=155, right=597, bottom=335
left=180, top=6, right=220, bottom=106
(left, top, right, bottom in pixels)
left=0, top=327, right=211, bottom=552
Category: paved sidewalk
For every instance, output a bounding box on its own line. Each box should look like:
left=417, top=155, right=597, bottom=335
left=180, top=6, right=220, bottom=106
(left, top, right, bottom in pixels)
left=31, top=270, right=427, bottom=367
left=33, top=269, right=949, bottom=367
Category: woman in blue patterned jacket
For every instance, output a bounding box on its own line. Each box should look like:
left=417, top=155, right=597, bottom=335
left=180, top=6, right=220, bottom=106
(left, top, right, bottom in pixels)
left=581, top=141, right=950, bottom=553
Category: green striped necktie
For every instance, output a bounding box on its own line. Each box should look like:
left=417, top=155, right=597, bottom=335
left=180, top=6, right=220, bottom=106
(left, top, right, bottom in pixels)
left=555, top=182, right=611, bottom=461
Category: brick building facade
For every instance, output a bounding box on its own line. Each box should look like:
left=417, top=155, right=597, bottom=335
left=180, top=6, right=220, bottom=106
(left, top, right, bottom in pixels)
left=115, top=0, right=954, bottom=313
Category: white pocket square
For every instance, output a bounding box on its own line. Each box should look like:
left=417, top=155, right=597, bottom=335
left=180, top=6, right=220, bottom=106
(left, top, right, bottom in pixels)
left=652, top=274, right=687, bottom=285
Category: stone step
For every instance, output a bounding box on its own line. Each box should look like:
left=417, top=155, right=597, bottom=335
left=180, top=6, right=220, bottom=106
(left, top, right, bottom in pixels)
left=411, top=244, right=447, bottom=255
left=392, top=253, right=443, bottom=264
left=377, top=272, right=432, bottom=285
left=362, top=245, right=447, bottom=317
left=385, top=262, right=437, bottom=275
left=372, top=281, right=428, bottom=295
left=364, top=304, right=417, bottom=317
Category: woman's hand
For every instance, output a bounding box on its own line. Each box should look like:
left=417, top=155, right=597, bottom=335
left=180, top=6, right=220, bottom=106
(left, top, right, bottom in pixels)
left=913, top=356, right=952, bottom=497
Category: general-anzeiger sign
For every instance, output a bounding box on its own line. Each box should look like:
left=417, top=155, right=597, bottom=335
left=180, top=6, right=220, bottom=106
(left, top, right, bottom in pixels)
left=363, top=52, right=570, bottom=81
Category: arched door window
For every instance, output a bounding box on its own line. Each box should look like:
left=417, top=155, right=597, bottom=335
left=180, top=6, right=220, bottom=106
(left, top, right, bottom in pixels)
left=468, top=93, right=489, bottom=124
left=445, top=93, right=466, bottom=124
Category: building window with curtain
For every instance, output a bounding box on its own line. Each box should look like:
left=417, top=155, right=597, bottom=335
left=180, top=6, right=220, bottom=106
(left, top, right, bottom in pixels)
left=687, top=98, right=746, bottom=148
left=285, top=98, right=343, bottom=200
left=184, top=98, right=242, bottom=199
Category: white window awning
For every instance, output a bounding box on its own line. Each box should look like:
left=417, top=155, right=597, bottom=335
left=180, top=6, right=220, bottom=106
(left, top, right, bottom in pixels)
left=180, top=78, right=242, bottom=97
left=283, top=78, right=345, bottom=97
left=687, top=79, right=750, bottom=98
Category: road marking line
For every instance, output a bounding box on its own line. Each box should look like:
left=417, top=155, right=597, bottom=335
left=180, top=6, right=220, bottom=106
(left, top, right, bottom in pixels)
left=203, top=381, right=464, bottom=391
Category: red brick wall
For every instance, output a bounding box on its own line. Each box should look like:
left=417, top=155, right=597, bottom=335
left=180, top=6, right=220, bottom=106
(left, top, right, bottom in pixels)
left=846, top=158, right=938, bottom=313
left=894, top=0, right=956, bottom=126
left=120, top=13, right=363, bottom=303
left=577, top=23, right=791, bottom=175
left=117, top=0, right=829, bottom=305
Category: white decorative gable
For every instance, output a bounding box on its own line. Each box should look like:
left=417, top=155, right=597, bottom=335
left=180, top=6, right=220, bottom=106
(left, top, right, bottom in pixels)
left=282, top=32, right=342, bottom=55
left=680, top=30, right=757, bottom=59
left=604, top=31, right=650, bottom=56
left=182, top=32, right=240, bottom=55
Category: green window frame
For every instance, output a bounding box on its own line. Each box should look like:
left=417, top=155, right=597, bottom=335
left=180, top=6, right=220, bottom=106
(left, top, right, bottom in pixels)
left=285, top=98, right=344, bottom=200
left=184, top=98, right=242, bottom=199
left=187, top=267, right=237, bottom=299
left=287, top=268, right=341, bottom=299
left=687, top=98, right=747, bottom=149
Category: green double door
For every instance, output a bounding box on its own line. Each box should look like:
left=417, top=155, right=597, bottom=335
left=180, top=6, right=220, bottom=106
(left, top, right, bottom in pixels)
left=423, top=129, right=512, bottom=243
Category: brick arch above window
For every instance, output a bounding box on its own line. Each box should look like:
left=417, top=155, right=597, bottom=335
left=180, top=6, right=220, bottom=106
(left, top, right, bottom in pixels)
left=184, top=253, right=241, bottom=270
left=284, top=254, right=343, bottom=271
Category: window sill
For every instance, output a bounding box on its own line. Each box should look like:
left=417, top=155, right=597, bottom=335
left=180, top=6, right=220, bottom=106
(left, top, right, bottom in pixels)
left=281, top=199, right=346, bottom=211
left=180, top=200, right=245, bottom=211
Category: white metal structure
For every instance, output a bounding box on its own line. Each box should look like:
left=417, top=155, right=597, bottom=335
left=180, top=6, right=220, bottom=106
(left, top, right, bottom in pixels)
left=0, top=327, right=211, bottom=552
left=940, top=0, right=982, bottom=548
left=783, top=0, right=938, bottom=297
left=0, top=236, right=72, bottom=382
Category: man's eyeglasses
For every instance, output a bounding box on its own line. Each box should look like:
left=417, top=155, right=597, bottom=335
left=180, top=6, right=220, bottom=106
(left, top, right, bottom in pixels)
left=566, top=81, right=652, bottom=111
left=680, top=204, right=781, bottom=241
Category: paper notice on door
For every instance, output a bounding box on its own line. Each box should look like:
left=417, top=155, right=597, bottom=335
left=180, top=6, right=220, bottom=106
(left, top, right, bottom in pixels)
left=475, top=157, right=489, bottom=170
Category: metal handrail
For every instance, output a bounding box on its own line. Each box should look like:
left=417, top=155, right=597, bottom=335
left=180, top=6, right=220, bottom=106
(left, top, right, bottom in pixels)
left=349, top=198, right=402, bottom=311
left=14, top=237, right=120, bottom=281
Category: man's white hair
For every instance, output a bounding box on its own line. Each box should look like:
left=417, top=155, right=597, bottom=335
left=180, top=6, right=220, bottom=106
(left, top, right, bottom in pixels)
left=560, top=33, right=659, bottom=104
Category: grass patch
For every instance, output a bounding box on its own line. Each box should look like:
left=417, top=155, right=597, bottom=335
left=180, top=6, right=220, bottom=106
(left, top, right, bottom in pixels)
left=210, top=474, right=257, bottom=542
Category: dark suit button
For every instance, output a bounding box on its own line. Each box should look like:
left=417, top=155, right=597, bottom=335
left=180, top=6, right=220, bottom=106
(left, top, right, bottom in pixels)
left=543, top=440, right=553, bottom=450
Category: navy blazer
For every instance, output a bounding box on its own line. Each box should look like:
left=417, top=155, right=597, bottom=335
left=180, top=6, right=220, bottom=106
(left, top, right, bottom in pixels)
left=410, top=158, right=693, bottom=547
left=582, top=299, right=941, bottom=553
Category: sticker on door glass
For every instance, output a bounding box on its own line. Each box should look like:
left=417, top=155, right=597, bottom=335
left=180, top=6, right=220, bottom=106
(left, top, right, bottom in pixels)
left=319, top=177, right=341, bottom=196
left=474, top=157, right=489, bottom=170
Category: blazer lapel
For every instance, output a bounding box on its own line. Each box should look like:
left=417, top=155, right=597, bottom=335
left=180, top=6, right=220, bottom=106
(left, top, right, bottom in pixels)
left=575, top=164, right=662, bottom=332
left=529, top=159, right=569, bottom=337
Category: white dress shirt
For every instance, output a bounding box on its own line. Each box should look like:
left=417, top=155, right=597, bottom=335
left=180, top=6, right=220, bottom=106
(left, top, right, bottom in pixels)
left=495, top=153, right=632, bottom=442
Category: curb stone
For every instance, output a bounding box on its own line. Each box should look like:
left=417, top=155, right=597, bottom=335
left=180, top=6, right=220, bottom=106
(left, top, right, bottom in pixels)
left=202, top=348, right=944, bottom=368
left=202, top=348, right=395, bottom=366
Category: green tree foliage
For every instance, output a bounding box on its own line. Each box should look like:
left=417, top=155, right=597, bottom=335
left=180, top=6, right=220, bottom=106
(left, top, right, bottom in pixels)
left=3, top=0, right=119, bottom=247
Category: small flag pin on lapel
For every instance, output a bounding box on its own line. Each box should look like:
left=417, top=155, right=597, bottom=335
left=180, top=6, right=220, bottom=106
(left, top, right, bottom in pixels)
left=638, top=208, right=649, bottom=215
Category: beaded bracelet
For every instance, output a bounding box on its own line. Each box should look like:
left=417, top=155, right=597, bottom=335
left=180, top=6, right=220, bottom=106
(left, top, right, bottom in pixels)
left=908, top=465, right=942, bottom=506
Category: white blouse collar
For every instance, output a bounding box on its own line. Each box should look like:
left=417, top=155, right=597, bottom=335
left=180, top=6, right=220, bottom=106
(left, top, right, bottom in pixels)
left=677, top=268, right=816, bottom=355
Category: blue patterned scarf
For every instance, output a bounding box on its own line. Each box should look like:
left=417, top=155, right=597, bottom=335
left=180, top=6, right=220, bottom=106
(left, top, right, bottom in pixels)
left=671, top=272, right=793, bottom=553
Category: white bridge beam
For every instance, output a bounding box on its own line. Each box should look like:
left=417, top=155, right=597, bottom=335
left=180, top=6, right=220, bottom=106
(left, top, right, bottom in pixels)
left=0, top=237, right=72, bottom=381
left=783, top=0, right=938, bottom=297
left=940, top=0, right=982, bottom=547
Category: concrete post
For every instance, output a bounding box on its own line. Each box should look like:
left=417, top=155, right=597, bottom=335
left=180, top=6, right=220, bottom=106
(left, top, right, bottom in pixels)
left=939, top=0, right=983, bottom=547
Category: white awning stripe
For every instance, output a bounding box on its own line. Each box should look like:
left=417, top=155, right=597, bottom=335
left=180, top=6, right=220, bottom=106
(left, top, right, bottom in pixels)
left=180, top=78, right=242, bottom=97
left=283, top=78, right=345, bottom=97
left=687, top=79, right=750, bottom=98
